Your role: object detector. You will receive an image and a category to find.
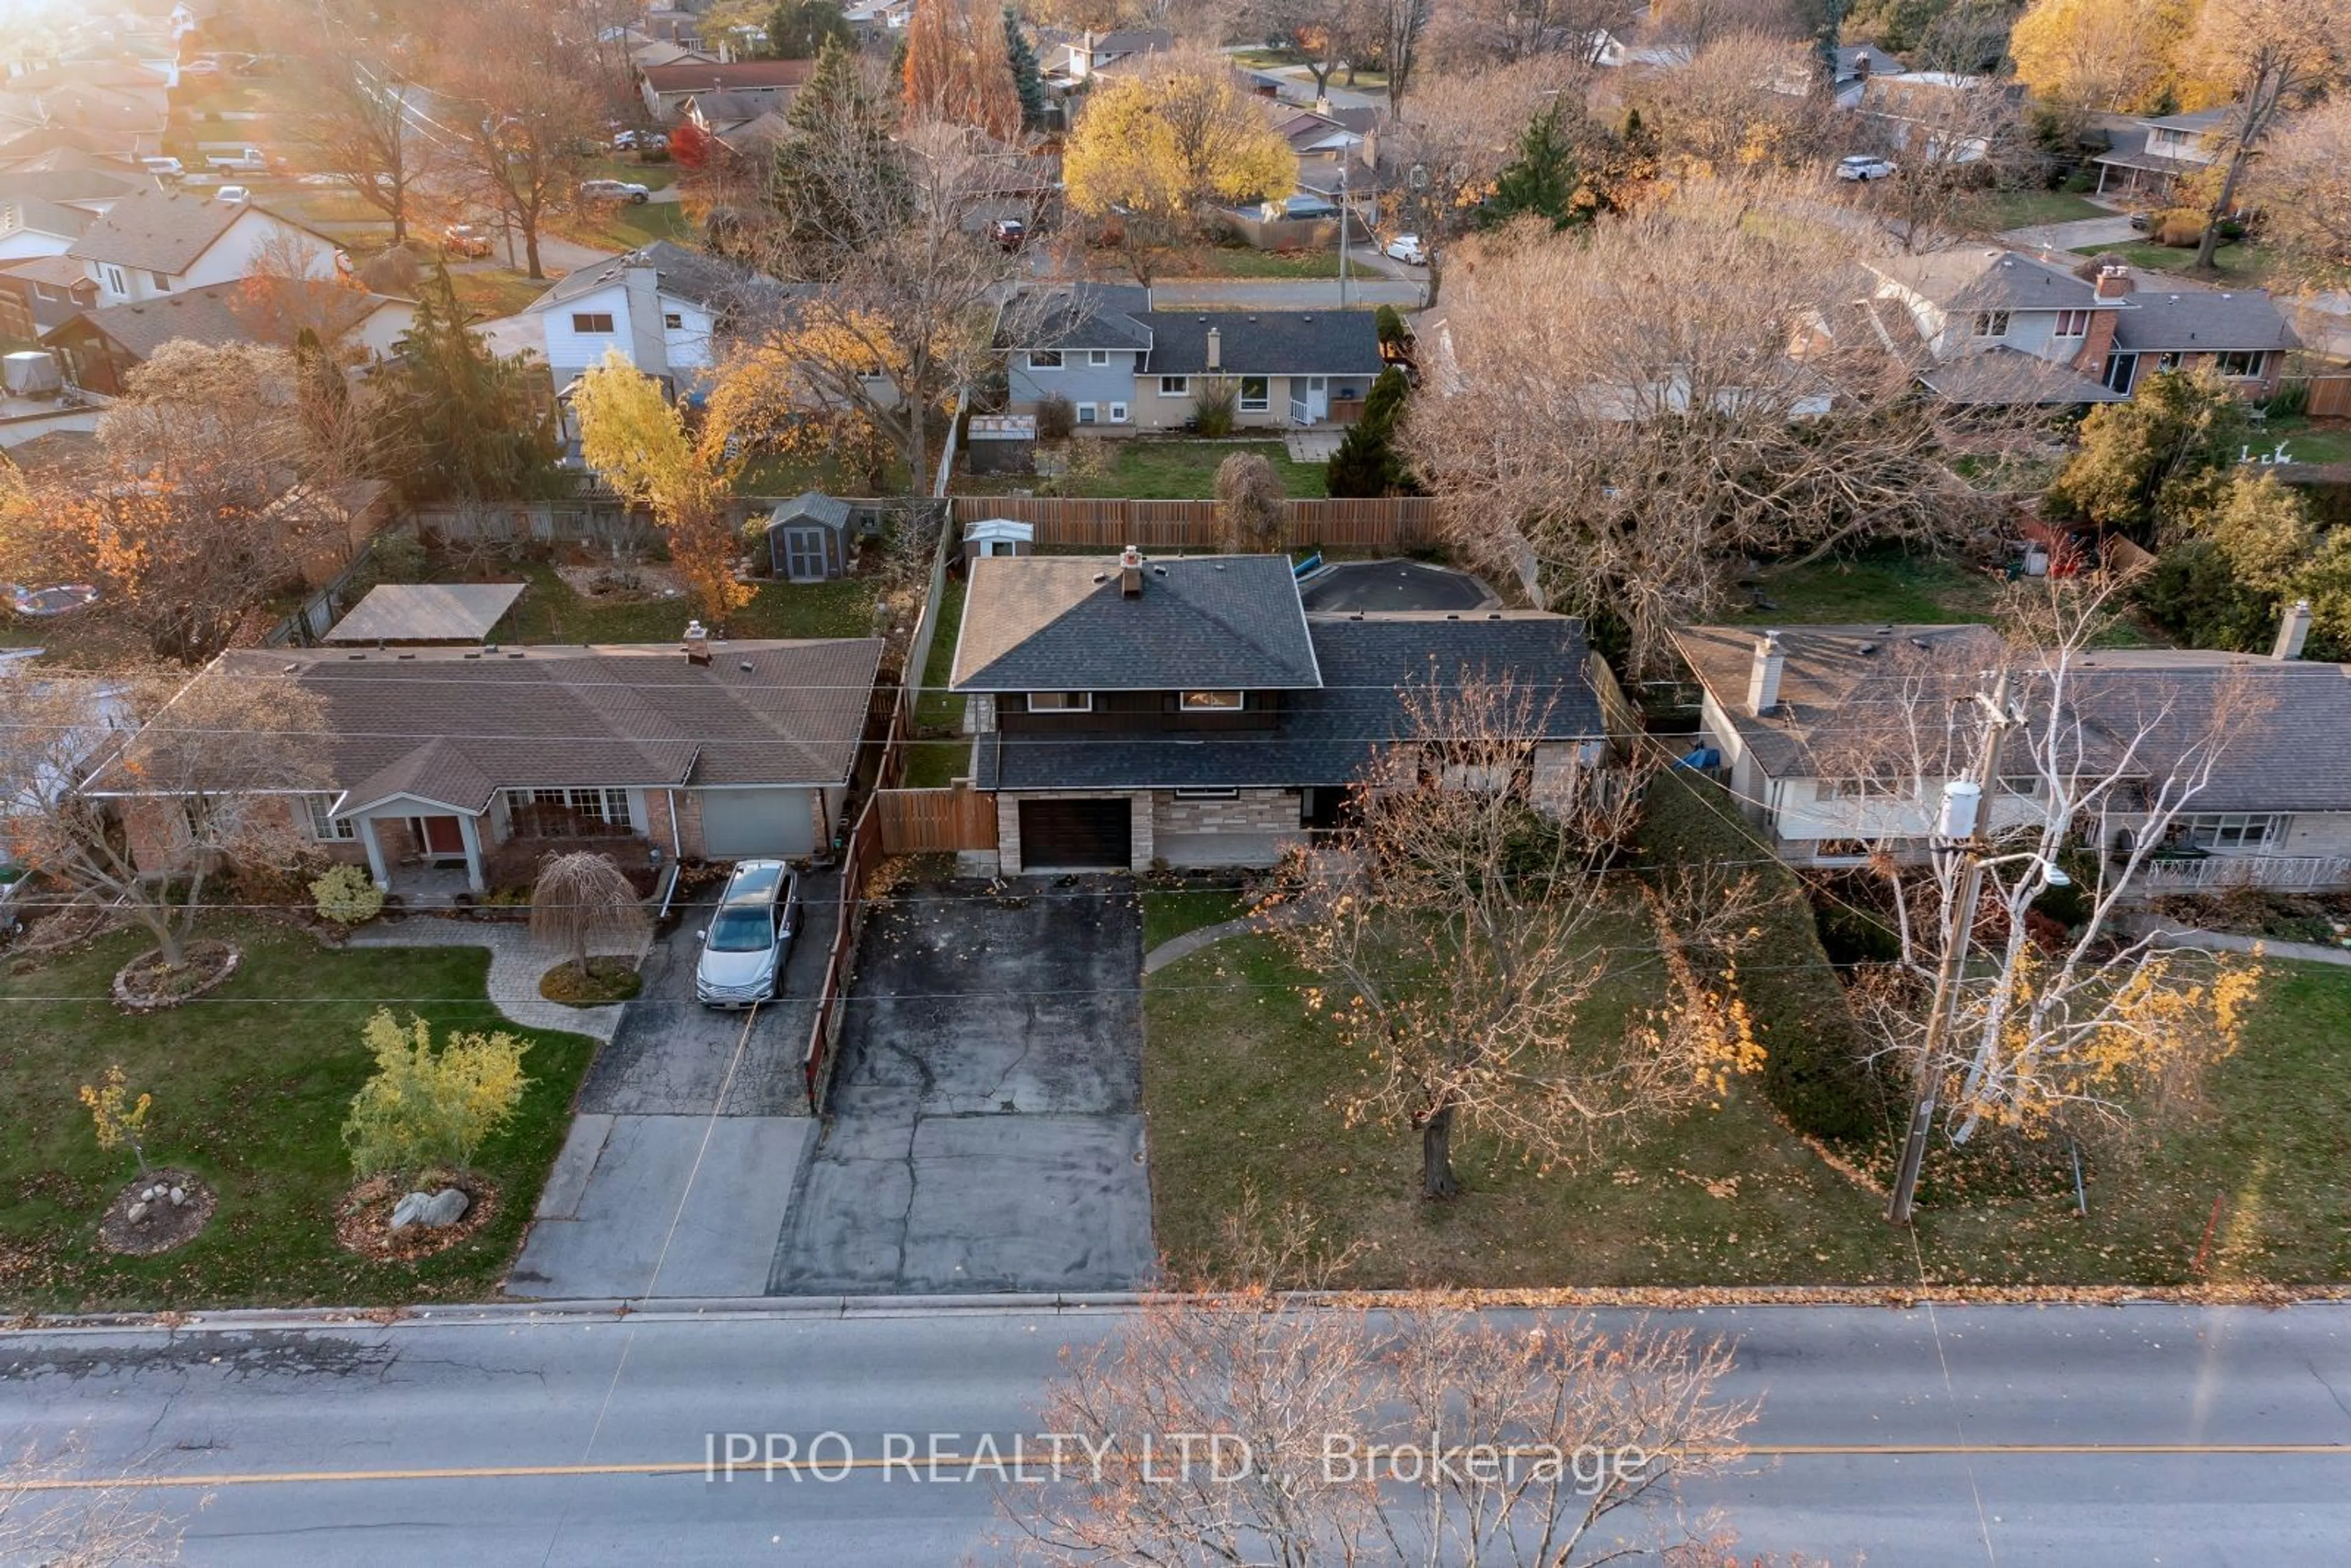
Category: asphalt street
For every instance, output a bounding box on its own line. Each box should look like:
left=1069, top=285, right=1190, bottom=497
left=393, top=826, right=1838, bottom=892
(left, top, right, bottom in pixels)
left=4, top=1303, right=2349, bottom=1564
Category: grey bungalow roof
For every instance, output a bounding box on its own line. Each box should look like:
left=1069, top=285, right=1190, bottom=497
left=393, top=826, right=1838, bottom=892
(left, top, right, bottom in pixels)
left=534, top=239, right=780, bottom=314
left=1020, top=283, right=1154, bottom=352
left=2112, top=287, right=2299, bottom=355
left=1916, top=347, right=2127, bottom=405
left=66, top=187, right=324, bottom=275
left=1870, top=248, right=2112, bottom=315
left=1139, top=309, right=1383, bottom=377
left=951, top=553, right=1322, bottom=692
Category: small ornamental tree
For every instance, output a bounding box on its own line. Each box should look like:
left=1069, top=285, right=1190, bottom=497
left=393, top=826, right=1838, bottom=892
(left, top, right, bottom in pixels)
left=78, top=1066, right=154, bottom=1179
left=529, top=851, right=648, bottom=978
left=343, top=1010, right=531, bottom=1177
left=1215, top=451, right=1286, bottom=552
left=1326, top=365, right=1414, bottom=498
left=312, top=863, right=386, bottom=928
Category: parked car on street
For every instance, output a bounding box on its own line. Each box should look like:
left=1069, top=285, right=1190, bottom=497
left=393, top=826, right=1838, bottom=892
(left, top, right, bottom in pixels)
left=1384, top=233, right=1428, bottom=265
left=695, top=860, right=801, bottom=1008
left=990, top=217, right=1026, bottom=250
left=215, top=185, right=250, bottom=204
left=580, top=178, right=651, bottom=204
left=140, top=156, right=184, bottom=181
left=1836, top=155, right=1897, bottom=181
left=206, top=145, right=270, bottom=173
left=441, top=223, right=493, bottom=258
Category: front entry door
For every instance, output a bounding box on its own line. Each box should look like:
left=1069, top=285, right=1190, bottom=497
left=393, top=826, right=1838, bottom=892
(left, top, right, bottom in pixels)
left=783, top=527, right=828, bottom=582
left=419, top=816, right=465, bottom=858
left=1302, top=376, right=1329, bottom=421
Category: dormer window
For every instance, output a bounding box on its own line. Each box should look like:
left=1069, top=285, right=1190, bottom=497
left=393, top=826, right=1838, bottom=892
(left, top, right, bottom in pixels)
left=1971, top=311, right=2009, bottom=339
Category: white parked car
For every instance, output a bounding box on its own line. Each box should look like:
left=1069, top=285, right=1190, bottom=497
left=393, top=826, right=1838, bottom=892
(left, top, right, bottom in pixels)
left=215, top=185, right=250, bottom=203
left=580, top=178, right=651, bottom=204
left=1384, top=233, right=1428, bottom=265
left=140, top=156, right=184, bottom=180
left=696, top=860, right=801, bottom=1008
left=1836, top=155, right=1897, bottom=182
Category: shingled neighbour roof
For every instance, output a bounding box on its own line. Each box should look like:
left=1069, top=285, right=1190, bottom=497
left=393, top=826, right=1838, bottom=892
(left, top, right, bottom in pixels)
left=953, top=554, right=1322, bottom=692
left=1020, top=283, right=1154, bottom=352
left=977, top=612, right=1605, bottom=790
left=49, top=278, right=400, bottom=360
left=2112, top=287, right=2299, bottom=354
left=1916, top=346, right=2126, bottom=405
left=1139, top=310, right=1383, bottom=377
left=533, top=238, right=779, bottom=313
left=641, top=59, right=814, bottom=92
left=89, top=640, right=885, bottom=813
left=1870, top=249, right=2109, bottom=315
left=66, top=187, right=318, bottom=274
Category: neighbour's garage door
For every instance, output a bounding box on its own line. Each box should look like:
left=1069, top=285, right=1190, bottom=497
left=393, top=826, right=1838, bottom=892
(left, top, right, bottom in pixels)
left=1018, top=798, right=1130, bottom=869
left=700, top=787, right=817, bottom=858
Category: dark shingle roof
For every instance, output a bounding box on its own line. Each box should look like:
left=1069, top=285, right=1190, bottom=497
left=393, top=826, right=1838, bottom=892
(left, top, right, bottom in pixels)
left=50, top=278, right=397, bottom=360
left=1916, top=347, right=2128, bottom=405
left=953, top=554, right=1321, bottom=691
left=1017, top=283, right=1153, bottom=352
left=978, top=613, right=1603, bottom=790
left=764, top=491, right=850, bottom=531
left=1140, top=309, right=1383, bottom=377
left=1870, top=249, right=2104, bottom=314
left=536, top=238, right=781, bottom=315
left=94, top=639, right=885, bottom=811
left=2113, top=288, right=2298, bottom=354
left=642, top=59, right=814, bottom=91
left=66, top=187, right=280, bottom=274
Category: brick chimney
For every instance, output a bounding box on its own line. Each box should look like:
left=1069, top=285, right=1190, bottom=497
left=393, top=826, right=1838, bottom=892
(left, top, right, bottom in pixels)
left=1205, top=325, right=1221, bottom=372
left=2070, top=303, right=2119, bottom=380
left=2094, top=264, right=2133, bottom=299
left=2273, top=598, right=2313, bottom=661
left=1119, top=544, right=1144, bottom=597
left=1746, top=630, right=1786, bottom=717
left=684, top=618, right=711, bottom=666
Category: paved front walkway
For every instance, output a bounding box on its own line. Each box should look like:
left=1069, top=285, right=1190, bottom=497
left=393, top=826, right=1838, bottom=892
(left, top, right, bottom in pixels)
left=2135, top=923, right=2351, bottom=968
left=2000, top=216, right=2140, bottom=254
left=347, top=918, right=649, bottom=1040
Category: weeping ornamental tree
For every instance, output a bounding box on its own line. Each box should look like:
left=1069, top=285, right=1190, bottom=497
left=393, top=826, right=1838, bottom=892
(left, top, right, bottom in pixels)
left=528, top=852, right=649, bottom=979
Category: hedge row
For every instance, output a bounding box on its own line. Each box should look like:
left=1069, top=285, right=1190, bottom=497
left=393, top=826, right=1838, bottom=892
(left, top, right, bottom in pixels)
left=1630, top=770, right=1882, bottom=1144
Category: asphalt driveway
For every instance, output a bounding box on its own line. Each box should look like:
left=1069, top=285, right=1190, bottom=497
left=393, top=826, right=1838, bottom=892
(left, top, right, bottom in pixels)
left=508, top=877, right=832, bottom=1300
left=770, top=879, right=1153, bottom=1296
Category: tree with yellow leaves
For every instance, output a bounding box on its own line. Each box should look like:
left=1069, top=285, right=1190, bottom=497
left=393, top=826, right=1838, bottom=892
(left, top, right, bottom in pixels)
left=1265, top=676, right=1761, bottom=1200
left=2011, top=0, right=2202, bottom=118
left=343, top=1010, right=532, bottom=1177
left=2179, top=0, right=2348, bottom=271
left=569, top=351, right=752, bottom=627
left=1062, top=50, right=1297, bottom=278
left=79, top=1066, right=156, bottom=1179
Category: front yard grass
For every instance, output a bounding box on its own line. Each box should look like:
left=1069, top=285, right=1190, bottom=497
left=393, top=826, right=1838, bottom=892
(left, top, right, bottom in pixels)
left=0, top=921, right=597, bottom=1311
left=1143, top=932, right=2351, bottom=1289
left=1170, top=248, right=1348, bottom=280
left=449, top=267, right=553, bottom=321
left=1142, top=888, right=1247, bottom=952
left=1963, top=188, right=2107, bottom=231
left=2071, top=238, right=2274, bottom=285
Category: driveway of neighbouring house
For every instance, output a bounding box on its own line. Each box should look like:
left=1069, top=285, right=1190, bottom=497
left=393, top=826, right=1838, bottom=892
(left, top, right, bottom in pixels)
left=506, top=875, right=834, bottom=1300
left=770, top=879, right=1153, bottom=1296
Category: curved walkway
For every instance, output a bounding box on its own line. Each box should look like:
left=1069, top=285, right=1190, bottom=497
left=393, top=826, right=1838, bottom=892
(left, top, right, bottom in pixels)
left=1142, top=908, right=1294, bottom=973
left=347, top=919, right=650, bottom=1039
left=2135, top=921, right=2351, bottom=968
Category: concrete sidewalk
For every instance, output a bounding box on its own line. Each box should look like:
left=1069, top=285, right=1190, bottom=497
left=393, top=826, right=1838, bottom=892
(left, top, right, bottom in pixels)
left=347, top=918, right=647, bottom=1040
left=1999, top=215, right=2140, bottom=255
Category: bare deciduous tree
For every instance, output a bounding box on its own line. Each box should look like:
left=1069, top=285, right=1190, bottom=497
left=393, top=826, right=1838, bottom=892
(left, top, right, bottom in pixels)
left=1, top=1438, right=186, bottom=1567
left=1268, top=676, right=1761, bottom=1199
left=1006, top=1237, right=1758, bottom=1565
left=0, top=669, right=328, bottom=970
left=2244, top=96, right=2351, bottom=287
left=1423, top=0, right=1637, bottom=70
left=1214, top=450, right=1287, bottom=550
left=285, top=38, right=441, bottom=246
left=1628, top=29, right=1830, bottom=177
left=2182, top=0, right=2347, bottom=272
left=439, top=0, right=601, bottom=279
left=1847, top=54, right=2038, bottom=251
left=529, top=851, right=649, bottom=978
left=1402, top=173, right=2009, bottom=677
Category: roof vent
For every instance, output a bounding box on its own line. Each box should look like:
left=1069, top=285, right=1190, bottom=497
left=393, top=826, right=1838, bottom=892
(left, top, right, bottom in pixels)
left=508, top=651, right=525, bottom=658
left=484, top=642, right=498, bottom=653
left=282, top=662, right=298, bottom=673
left=1909, top=637, right=1930, bottom=651
left=463, top=651, right=481, bottom=659
left=1488, top=612, right=1502, bottom=620
left=738, top=659, right=754, bottom=672
left=1857, top=641, right=1878, bottom=656
left=1445, top=612, right=1460, bottom=620
left=1153, top=564, right=1169, bottom=575
left=1092, top=571, right=1108, bottom=583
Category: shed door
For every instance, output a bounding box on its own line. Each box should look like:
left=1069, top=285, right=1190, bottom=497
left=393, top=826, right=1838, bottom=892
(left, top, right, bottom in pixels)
left=782, top=527, right=828, bottom=582
left=700, top=787, right=817, bottom=858
left=1018, top=798, right=1130, bottom=869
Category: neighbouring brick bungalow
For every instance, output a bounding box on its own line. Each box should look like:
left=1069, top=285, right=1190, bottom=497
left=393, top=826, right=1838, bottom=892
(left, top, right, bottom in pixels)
left=86, top=632, right=884, bottom=894
left=951, top=550, right=1610, bottom=873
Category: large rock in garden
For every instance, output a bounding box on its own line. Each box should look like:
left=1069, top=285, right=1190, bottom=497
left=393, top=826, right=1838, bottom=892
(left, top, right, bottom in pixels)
left=391, top=1188, right=473, bottom=1231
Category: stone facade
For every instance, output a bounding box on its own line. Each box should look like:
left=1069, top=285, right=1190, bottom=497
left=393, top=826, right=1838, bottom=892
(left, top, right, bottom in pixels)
left=991, top=787, right=1308, bottom=875
left=1149, top=789, right=1300, bottom=839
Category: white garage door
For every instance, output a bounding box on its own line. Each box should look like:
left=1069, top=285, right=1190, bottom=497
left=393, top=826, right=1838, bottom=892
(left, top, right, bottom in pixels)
left=699, top=787, right=817, bottom=858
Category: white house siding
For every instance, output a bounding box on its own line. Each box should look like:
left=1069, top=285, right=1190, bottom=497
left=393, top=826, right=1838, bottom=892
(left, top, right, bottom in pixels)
left=0, top=230, right=74, bottom=263
left=351, top=300, right=418, bottom=358
left=540, top=280, right=632, bottom=388
left=659, top=296, right=716, bottom=378
left=88, top=206, right=335, bottom=304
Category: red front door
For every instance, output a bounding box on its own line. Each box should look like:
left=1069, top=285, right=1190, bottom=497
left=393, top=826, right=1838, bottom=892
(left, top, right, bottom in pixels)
left=419, top=816, right=465, bottom=857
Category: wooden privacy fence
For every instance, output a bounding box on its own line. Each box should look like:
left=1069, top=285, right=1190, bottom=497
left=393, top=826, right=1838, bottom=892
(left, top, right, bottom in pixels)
left=2304, top=377, right=2351, bottom=421
left=803, top=795, right=882, bottom=1114
left=871, top=786, right=998, bottom=854
left=951, top=496, right=1439, bottom=550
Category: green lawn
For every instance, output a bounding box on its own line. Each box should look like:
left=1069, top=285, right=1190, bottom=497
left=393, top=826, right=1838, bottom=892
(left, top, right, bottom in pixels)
left=1144, top=932, right=2351, bottom=1288
left=490, top=561, right=881, bottom=643
left=913, top=576, right=965, bottom=732
left=1096, top=440, right=1330, bottom=500
left=2264, top=415, right=2351, bottom=467
left=1964, top=188, right=2107, bottom=232
left=2071, top=239, right=2274, bottom=285
left=0, top=922, right=597, bottom=1311
left=737, top=449, right=908, bottom=498
left=449, top=268, right=552, bottom=321
left=1172, top=248, right=1348, bottom=280
left=1729, top=549, right=2009, bottom=627
left=1142, top=888, right=1248, bottom=952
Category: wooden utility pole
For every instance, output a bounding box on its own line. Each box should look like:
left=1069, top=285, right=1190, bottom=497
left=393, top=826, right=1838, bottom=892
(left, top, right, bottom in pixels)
left=1886, top=671, right=2012, bottom=1227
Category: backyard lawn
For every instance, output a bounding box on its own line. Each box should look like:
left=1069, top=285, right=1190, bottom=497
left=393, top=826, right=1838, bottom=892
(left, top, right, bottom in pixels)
left=2263, top=415, right=2351, bottom=467
left=0, top=921, right=598, bottom=1311
left=1098, top=440, right=1330, bottom=500
left=903, top=576, right=970, bottom=789
left=454, top=559, right=881, bottom=645
left=1142, top=918, right=2351, bottom=1289
left=1728, top=549, right=2009, bottom=626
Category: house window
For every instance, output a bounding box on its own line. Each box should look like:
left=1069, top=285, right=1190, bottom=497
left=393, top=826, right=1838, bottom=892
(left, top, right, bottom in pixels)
left=1239, top=375, right=1270, bottom=412
left=1108, top=401, right=1128, bottom=423
left=663, top=311, right=683, bottom=330
left=1180, top=691, right=1243, bottom=710
left=1998, top=775, right=2043, bottom=797
left=1076, top=402, right=1098, bottom=424
left=1173, top=787, right=1239, bottom=800
left=1820, top=775, right=1918, bottom=800
left=1028, top=350, right=1062, bottom=369
left=1025, top=691, right=1091, bottom=712
left=1158, top=375, right=1189, bottom=396
left=2215, top=350, right=2263, bottom=378
left=101, top=264, right=127, bottom=295
left=2178, top=812, right=2285, bottom=851
left=302, top=793, right=356, bottom=841
left=571, top=312, right=615, bottom=334
left=2158, top=351, right=2183, bottom=370
left=2053, top=309, right=2090, bottom=337
left=1971, top=311, right=2009, bottom=339
left=150, top=271, right=172, bottom=292
left=1087, top=349, right=1110, bottom=366
left=506, top=787, right=634, bottom=836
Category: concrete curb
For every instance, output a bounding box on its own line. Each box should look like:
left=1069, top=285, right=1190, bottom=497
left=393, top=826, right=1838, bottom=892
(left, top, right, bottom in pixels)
left=11, top=1285, right=2350, bottom=1338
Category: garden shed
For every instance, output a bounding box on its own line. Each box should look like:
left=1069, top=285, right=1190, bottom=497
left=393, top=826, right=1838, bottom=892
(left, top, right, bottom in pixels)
left=763, top=492, right=854, bottom=582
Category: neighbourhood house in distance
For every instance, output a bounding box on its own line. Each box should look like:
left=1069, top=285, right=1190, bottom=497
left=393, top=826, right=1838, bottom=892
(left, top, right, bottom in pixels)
left=529, top=238, right=774, bottom=400
left=1006, top=284, right=1383, bottom=430
left=42, top=277, right=417, bottom=396
left=2092, top=105, right=2229, bottom=200
left=85, top=634, right=886, bottom=895
left=1671, top=617, right=2351, bottom=891
left=952, top=550, right=1609, bottom=873
left=64, top=186, right=338, bottom=306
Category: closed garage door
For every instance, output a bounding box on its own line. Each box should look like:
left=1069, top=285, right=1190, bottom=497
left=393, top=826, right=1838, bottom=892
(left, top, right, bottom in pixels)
left=699, top=787, right=817, bottom=858
left=1019, top=798, right=1130, bottom=869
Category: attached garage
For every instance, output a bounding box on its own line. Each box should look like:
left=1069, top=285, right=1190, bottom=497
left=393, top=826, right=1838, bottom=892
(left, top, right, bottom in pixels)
left=1018, top=797, right=1131, bottom=869
left=698, top=786, right=817, bottom=858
